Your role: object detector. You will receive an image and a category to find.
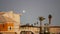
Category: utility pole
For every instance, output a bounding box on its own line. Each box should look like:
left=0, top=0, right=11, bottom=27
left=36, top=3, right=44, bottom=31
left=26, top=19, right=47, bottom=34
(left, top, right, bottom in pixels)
left=48, top=14, right=52, bottom=34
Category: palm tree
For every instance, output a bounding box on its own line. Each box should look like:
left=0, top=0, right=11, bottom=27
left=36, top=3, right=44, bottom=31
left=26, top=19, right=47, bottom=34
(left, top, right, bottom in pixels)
left=39, top=17, right=45, bottom=34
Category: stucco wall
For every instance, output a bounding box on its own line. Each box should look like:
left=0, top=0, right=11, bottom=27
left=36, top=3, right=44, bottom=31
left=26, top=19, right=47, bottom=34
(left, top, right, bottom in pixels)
left=20, top=26, right=60, bottom=34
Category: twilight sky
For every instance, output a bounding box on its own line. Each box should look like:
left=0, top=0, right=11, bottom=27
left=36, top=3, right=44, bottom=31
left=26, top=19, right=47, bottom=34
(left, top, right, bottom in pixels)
left=0, top=0, right=60, bottom=26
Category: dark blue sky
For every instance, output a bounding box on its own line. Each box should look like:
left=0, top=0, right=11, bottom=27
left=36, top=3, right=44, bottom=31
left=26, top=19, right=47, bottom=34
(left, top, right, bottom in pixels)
left=0, top=0, right=60, bottom=26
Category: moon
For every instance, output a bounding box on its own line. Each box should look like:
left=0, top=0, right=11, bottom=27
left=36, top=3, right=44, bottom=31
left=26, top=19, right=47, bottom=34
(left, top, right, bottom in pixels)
left=23, top=10, right=26, bottom=13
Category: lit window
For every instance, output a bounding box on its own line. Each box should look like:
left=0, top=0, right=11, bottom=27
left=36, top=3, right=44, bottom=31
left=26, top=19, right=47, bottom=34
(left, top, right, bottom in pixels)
left=8, top=26, right=12, bottom=30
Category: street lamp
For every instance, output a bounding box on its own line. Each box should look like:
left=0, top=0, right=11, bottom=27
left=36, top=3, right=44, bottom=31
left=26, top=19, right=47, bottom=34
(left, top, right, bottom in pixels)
left=48, top=14, right=52, bottom=24
left=39, top=17, right=45, bottom=34
left=23, top=10, right=26, bottom=13
left=48, top=14, right=52, bottom=34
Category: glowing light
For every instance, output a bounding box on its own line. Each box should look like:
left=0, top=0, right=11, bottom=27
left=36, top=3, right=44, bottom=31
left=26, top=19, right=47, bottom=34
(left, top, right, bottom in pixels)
left=23, top=10, right=26, bottom=13
left=45, top=30, right=48, bottom=33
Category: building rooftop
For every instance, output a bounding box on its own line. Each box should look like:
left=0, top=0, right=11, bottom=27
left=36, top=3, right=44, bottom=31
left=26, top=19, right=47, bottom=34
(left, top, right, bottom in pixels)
left=20, top=25, right=60, bottom=28
left=0, top=16, right=15, bottom=24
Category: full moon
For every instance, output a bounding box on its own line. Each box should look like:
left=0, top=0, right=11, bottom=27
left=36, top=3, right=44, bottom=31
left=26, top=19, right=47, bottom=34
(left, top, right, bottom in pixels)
left=23, top=10, right=26, bottom=13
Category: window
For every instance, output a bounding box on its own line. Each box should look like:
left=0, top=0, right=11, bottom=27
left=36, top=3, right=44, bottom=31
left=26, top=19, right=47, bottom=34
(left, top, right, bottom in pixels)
left=20, top=31, right=34, bottom=34
left=3, top=24, right=4, bottom=28
left=8, top=26, right=12, bottom=30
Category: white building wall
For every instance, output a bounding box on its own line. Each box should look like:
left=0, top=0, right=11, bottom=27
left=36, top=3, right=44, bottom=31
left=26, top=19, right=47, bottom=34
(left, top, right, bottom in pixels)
left=20, top=27, right=40, bottom=34
left=2, top=11, right=21, bottom=34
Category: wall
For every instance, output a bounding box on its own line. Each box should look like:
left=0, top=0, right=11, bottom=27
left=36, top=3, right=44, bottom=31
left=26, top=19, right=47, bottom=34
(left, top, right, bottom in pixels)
left=50, top=27, right=60, bottom=33
left=20, top=26, right=60, bottom=34
left=20, top=26, right=40, bottom=34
